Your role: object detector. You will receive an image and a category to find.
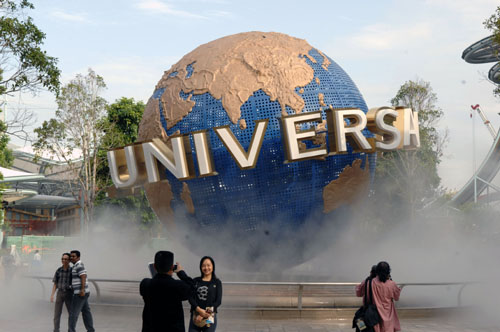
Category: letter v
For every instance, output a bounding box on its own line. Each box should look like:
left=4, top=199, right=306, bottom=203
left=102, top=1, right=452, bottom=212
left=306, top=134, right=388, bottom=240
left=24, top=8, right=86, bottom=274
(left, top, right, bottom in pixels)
left=214, top=119, right=269, bottom=169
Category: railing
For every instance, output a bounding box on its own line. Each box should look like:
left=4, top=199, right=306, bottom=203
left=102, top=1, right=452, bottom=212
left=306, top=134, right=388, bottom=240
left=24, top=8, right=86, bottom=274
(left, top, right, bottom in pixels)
left=31, top=276, right=137, bottom=304
left=30, top=277, right=476, bottom=309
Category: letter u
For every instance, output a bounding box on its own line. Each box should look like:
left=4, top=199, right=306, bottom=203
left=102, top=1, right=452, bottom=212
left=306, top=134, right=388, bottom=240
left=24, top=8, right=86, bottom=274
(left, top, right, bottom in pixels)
left=107, top=146, right=139, bottom=188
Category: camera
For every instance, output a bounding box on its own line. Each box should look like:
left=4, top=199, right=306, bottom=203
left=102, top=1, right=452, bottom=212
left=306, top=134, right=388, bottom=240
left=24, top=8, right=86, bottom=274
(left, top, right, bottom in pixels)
left=148, top=262, right=157, bottom=277
left=148, top=263, right=179, bottom=277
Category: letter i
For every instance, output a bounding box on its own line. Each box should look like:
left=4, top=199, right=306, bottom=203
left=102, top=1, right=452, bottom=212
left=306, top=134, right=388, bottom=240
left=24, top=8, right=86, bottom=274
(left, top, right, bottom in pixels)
left=192, top=130, right=218, bottom=176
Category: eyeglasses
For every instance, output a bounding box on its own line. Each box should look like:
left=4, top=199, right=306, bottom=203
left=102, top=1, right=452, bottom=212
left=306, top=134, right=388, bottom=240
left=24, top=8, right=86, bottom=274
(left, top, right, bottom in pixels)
left=62, top=258, right=69, bottom=260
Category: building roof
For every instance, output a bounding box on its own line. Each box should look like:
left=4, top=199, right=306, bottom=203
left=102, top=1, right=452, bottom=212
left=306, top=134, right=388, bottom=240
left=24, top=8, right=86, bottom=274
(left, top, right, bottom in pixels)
left=1, top=188, right=38, bottom=203
left=0, top=167, right=78, bottom=207
left=0, top=166, right=45, bottom=183
left=9, top=143, right=83, bottom=165
left=12, top=194, right=78, bottom=208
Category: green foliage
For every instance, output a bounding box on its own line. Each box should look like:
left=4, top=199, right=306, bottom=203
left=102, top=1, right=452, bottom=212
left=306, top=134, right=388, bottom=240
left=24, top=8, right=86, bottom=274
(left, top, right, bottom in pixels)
left=95, top=97, right=158, bottom=232
left=0, top=0, right=57, bottom=206
left=0, top=0, right=60, bottom=95
left=106, top=97, right=145, bottom=144
left=1, top=0, right=33, bottom=10
left=484, top=6, right=500, bottom=45
left=0, top=116, right=9, bottom=225
left=97, top=97, right=145, bottom=176
left=374, top=79, right=445, bottom=220
left=33, top=118, right=67, bottom=157
left=484, top=6, right=500, bottom=98
left=95, top=189, right=158, bottom=234
left=96, top=97, right=144, bottom=182
left=0, top=113, right=13, bottom=168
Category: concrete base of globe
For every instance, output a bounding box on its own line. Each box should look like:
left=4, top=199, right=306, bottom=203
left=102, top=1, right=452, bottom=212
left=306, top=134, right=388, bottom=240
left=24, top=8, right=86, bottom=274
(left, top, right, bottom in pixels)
left=85, top=303, right=469, bottom=320
left=183, top=306, right=468, bottom=320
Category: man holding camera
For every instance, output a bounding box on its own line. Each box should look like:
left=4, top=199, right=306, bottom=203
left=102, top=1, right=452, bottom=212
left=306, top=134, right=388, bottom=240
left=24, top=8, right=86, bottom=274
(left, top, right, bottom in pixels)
left=140, top=251, right=195, bottom=332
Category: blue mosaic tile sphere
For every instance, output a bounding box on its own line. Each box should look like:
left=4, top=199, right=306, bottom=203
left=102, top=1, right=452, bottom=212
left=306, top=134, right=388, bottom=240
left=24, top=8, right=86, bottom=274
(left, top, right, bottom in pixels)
left=142, top=32, right=375, bottom=269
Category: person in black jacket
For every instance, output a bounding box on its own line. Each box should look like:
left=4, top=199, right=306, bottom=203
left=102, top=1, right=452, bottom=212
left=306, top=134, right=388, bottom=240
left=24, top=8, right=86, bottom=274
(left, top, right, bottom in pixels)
left=140, top=250, right=194, bottom=332
left=188, top=256, right=222, bottom=332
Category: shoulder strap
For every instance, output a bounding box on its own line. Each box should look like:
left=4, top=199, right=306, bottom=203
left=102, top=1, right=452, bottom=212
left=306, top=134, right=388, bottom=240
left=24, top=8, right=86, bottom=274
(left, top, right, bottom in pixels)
left=363, top=277, right=369, bottom=306
left=368, top=278, right=374, bottom=305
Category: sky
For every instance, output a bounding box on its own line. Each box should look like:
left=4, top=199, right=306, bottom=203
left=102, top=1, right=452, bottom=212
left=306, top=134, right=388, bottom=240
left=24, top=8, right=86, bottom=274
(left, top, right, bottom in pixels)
left=4, top=0, right=500, bottom=191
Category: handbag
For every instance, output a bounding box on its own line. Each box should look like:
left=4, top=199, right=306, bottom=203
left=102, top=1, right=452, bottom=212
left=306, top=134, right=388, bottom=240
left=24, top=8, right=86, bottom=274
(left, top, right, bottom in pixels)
left=352, top=278, right=380, bottom=331
left=193, top=307, right=215, bottom=328
left=193, top=313, right=207, bottom=328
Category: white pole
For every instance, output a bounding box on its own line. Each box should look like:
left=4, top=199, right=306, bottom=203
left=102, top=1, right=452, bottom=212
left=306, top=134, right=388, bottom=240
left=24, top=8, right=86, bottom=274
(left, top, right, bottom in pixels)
left=473, top=106, right=477, bottom=204
left=0, top=98, right=6, bottom=123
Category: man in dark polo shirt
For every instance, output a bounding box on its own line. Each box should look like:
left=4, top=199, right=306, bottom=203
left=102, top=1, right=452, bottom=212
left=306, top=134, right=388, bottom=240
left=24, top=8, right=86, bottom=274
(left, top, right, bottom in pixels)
left=50, top=252, right=72, bottom=332
left=140, top=251, right=194, bottom=332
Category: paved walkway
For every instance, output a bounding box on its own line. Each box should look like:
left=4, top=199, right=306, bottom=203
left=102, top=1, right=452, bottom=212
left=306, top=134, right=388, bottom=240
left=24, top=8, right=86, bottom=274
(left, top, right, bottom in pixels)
left=1, top=303, right=499, bottom=332
left=1, top=279, right=498, bottom=331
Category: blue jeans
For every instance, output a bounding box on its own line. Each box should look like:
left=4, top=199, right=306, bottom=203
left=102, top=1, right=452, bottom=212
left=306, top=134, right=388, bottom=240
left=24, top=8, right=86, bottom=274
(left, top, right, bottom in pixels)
left=188, top=313, right=217, bottom=332
left=68, top=293, right=95, bottom=332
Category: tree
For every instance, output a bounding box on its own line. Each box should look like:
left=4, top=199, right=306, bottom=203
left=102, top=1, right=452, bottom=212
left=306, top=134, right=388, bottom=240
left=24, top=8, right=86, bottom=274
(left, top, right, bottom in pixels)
left=0, top=113, right=13, bottom=167
left=0, top=0, right=60, bottom=164
left=0, top=0, right=59, bottom=233
left=3, top=107, right=37, bottom=142
left=484, top=6, right=500, bottom=47
left=95, top=97, right=158, bottom=234
left=484, top=6, right=500, bottom=98
left=0, top=109, right=13, bottom=228
left=0, top=0, right=60, bottom=95
left=374, top=79, right=446, bottom=220
left=105, top=97, right=144, bottom=145
left=33, top=69, right=108, bottom=234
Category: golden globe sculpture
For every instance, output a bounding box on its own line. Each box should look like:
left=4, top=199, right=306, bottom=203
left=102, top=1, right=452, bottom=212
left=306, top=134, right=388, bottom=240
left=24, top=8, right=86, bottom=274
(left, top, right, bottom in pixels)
left=108, top=32, right=419, bottom=269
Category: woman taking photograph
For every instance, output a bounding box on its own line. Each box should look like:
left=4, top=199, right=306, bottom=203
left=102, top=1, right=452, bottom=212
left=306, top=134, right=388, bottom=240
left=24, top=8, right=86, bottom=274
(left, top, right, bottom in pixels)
left=188, top=256, right=222, bottom=332
left=356, top=261, right=401, bottom=332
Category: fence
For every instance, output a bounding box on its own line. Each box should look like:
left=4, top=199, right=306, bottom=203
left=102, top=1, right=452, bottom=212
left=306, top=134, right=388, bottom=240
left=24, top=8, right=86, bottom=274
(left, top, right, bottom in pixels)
left=30, top=277, right=475, bottom=309
left=5, top=235, right=66, bottom=255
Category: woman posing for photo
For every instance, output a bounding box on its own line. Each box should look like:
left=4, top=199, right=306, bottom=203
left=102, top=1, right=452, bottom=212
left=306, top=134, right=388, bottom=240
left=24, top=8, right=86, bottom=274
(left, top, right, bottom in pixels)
left=188, top=256, right=222, bottom=332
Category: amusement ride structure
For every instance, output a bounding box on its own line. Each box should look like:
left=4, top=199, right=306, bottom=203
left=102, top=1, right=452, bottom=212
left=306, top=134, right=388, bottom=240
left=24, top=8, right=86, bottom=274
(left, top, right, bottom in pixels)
left=452, top=35, right=500, bottom=205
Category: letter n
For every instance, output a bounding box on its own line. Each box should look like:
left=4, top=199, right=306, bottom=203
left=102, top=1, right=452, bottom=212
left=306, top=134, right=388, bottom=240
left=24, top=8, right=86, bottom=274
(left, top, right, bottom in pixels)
left=142, top=136, right=195, bottom=181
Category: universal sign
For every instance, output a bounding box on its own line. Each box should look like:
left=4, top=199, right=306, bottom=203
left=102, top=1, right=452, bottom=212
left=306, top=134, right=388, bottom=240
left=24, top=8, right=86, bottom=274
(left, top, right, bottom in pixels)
left=107, top=106, right=419, bottom=188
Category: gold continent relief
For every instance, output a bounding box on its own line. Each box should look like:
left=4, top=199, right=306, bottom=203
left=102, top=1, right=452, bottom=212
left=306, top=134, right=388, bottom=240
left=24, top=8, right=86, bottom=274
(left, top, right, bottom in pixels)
left=322, top=158, right=370, bottom=214
left=139, top=31, right=332, bottom=140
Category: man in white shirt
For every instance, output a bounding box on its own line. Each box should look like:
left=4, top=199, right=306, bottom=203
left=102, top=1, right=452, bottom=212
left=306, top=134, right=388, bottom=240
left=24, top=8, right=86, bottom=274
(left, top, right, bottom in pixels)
left=68, top=250, right=95, bottom=332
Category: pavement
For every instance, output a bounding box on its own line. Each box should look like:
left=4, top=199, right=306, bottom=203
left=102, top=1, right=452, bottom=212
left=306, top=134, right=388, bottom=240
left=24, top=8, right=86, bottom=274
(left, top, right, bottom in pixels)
left=1, top=277, right=500, bottom=331
left=1, top=303, right=500, bottom=332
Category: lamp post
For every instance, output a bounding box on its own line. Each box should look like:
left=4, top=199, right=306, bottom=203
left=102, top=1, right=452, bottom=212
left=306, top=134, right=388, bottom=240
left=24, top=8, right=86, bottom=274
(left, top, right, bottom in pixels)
left=472, top=106, right=477, bottom=204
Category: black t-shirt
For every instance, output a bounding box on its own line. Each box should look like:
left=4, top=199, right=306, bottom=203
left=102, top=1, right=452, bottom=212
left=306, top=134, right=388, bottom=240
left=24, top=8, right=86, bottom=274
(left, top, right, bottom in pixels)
left=140, top=271, right=194, bottom=332
left=189, top=277, right=222, bottom=313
